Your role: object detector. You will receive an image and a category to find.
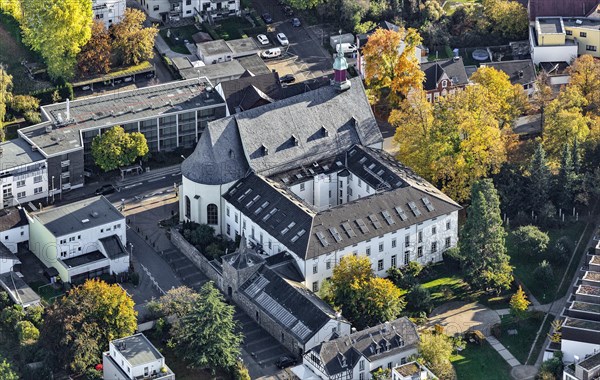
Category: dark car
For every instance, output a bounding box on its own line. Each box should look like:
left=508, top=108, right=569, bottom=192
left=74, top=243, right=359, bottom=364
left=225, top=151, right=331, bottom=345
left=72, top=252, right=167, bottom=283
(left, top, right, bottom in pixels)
left=275, top=356, right=296, bottom=369
left=291, top=17, right=301, bottom=27
left=95, top=184, right=116, bottom=196
left=261, top=13, right=273, bottom=24
left=280, top=74, right=296, bottom=83
left=283, top=6, right=294, bottom=16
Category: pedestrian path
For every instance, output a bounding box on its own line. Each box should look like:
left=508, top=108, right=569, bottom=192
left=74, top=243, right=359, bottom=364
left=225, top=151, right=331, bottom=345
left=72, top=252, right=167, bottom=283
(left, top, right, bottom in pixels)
left=116, top=164, right=181, bottom=188
left=487, top=336, right=521, bottom=367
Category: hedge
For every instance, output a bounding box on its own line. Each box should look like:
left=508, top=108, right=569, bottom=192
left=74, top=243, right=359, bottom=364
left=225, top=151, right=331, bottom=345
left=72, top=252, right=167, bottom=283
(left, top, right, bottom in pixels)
left=28, top=83, right=74, bottom=105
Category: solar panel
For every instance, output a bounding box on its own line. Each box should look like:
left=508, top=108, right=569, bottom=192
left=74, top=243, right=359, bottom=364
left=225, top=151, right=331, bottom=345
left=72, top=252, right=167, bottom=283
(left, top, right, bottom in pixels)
left=316, top=231, right=330, bottom=247
left=356, top=218, right=369, bottom=234
left=408, top=201, right=421, bottom=216
left=368, top=214, right=383, bottom=229
left=422, top=197, right=435, bottom=212
left=244, top=275, right=270, bottom=297
left=256, top=292, right=297, bottom=327
left=341, top=222, right=357, bottom=238
left=395, top=206, right=408, bottom=221
left=381, top=210, right=395, bottom=225
left=329, top=227, right=343, bottom=242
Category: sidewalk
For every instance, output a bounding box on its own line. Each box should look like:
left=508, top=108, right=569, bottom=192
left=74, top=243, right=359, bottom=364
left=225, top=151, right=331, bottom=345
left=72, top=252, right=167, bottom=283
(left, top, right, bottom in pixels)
left=487, top=336, right=521, bottom=367
left=116, top=164, right=181, bottom=188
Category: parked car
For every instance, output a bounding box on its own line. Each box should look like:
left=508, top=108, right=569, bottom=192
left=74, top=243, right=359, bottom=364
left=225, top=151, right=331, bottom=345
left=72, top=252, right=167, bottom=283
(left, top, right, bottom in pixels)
left=291, top=17, right=301, bottom=27
left=261, top=48, right=282, bottom=59
left=261, top=13, right=273, bottom=24
left=95, top=184, right=116, bottom=196
left=283, top=6, right=294, bottom=16
left=275, top=356, right=296, bottom=369
left=277, top=33, right=289, bottom=46
left=336, top=42, right=358, bottom=54
left=280, top=74, right=295, bottom=83
left=256, top=34, right=269, bottom=45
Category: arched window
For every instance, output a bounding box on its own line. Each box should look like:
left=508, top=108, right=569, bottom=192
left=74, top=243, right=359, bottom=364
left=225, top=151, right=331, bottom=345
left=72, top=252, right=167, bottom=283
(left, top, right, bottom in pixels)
left=185, top=196, right=191, bottom=219
left=207, top=204, right=218, bottom=225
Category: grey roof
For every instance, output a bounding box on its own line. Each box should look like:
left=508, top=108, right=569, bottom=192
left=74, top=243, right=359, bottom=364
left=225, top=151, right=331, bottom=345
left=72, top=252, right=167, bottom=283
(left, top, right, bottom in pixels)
left=222, top=237, right=265, bottom=270
left=0, top=138, right=45, bottom=171
left=264, top=251, right=304, bottom=282
left=421, top=58, right=469, bottom=91
left=235, top=77, right=382, bottom=176
left=312, top=317, right=419, bottom=376
left=562, top=17, right=600, bottom=30
left=62, top=250, right=107, bottom=268
left=483, top=60, right=536, bottom=85
left=0, top=272, right=41, bottom=307
left=224, top=146, right=461, bottom=260
left=20, top=78, right=224, bottom=157
left=0, top=242, right=18, bottom=261
left=237, top=55, right=271, bottom=75
left=0, top=207, right=28, bottom=231
left=31, top=196, right=123, bottom=237
left=226, top=38, right=260, bottom=56
left=171, top=56, right=193, bottom=70
left=537, top=17, right=563, bottom=33
left=197, top=39, right=232, bottom=57
left=179, top=60, right=246, bottom=82
left=111, top=334, right=163, bottom=366
left=99, top=235, right=128, bottom=260
left=239, top=264, right=341, bottom=344
left=579, top=351, right=600, bottom=370
left=181, top=116, right=250, bottom=185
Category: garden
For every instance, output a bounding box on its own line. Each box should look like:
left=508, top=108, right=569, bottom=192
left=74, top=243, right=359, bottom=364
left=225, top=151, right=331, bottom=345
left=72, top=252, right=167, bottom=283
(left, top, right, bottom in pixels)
left=159, top=25, right=200, bottom=55
left=493, top=312, right=553, bottom=365
left=180, top=221, right=237, bottom=260
left=450, top=340, right=511, bottom=380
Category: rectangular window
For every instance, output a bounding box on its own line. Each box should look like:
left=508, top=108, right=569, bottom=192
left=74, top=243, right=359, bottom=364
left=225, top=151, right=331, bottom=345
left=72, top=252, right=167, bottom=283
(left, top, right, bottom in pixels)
left=358, top=178, right=362, bottom=187
left=391, top=255, right=397, bottom=267
left=378, top=259, right=384, bottom=271
left=326, top=261, right=331, bottom=270
left=405, top=235, right=410, bottom=247
left=566, top=30, right=573, bottom=35
left=34, top=175, right=42, bottom=183
left=328, top=190, right=332, bottom=198
left=418, top=246, right=423, bottom=257
left=581, top=31, right=587, bottom=37
left=445, top=237, right=452, bottom=248
left=34, top=187, right=43, bottom=194
left=16, top=180, right=25, bottom=188
left=313, top=263, right=318, bottom=274
left=432, top=226, right=437, bottom=235
left=227, top=224, right=231, bottom=235
left=348, top=187, right=353, bottom=196
left=405, top=251, right=410, bottom=264
left=153, top=5, right=159, bottom=11
left=17, top=191, right=25, bottom=198
left=312, top=281, right=319, bottom=292
left=226, top=207, right=230, bottom=217
left=69, top=237, right=75, bottom=242
left=359, top=374, right=364, bottom=380
left=418, top=231, right=423, bottom=243
left=300, top=183, right=305, bottom=191
left=366, top=247, right=371, bottom=256
left=235, top=214, right=239, bottom=223
left=392, top=238, right=397, bottom=248
left=359, top=360, right=365, bottom=371
left=379, top=242, right=384, bottom=252
left=431, top=241, right=437, bottom=253
left=587, top=45, right=597, bottom=51
left=446, top=220, right=451, bottom=230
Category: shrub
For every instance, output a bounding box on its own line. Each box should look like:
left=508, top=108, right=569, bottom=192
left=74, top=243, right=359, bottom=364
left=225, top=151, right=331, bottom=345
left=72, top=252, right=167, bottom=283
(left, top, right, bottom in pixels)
left=533, top=260, right=554, bottom=286
left=23, top=111, right=41, bottom=124
left=1, top=305, right=24, bottom=326
left=232, top=361, right=251, bottom=380
left=406, top=285, right=433, bottom=314
left=25, top=305, right=44, bottom=328
left=550, top=236, right=574, bottom=264
left=10, top=95, right=40, bottom=114
left=15, top=320, right=39, bottom=345
left=442, top=247, right=462, bottom=269
left=393, top=261, right=424, bottom=288
left=512, top=225, right=550, bottom=257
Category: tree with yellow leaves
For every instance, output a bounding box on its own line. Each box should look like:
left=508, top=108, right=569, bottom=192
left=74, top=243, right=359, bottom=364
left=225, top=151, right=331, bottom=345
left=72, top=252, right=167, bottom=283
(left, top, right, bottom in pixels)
left=509, top=285, right=530, bottom=323
left=362, top=27, right=424, bottom=107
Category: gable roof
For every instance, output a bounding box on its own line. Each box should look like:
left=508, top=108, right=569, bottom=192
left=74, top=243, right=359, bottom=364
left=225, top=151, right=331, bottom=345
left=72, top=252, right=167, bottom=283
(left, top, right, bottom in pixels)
left=0, top=242, right=18, bottom=262
left=239, top=264, right=343, bottom=344
left=482, top=60, right=537, bottom=86
left=421, top=58, right=469, bottom=91
left=313, top=317, right=419, bottom=376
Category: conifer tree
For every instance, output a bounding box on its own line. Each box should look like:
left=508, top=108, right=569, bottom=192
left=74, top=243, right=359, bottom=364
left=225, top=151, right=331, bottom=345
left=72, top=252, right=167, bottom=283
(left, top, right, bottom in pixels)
left=527, top=143, right=551, bottom=214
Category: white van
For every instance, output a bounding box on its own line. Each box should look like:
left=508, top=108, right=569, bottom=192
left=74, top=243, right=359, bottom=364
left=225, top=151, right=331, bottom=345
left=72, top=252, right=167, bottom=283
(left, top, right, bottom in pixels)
left=336, top=43, right=357, bottom=55
left=261, top=48, right=282, bottom=59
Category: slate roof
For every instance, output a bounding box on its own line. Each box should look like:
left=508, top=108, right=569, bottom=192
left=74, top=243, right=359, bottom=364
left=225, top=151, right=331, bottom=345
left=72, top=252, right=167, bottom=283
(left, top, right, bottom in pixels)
left=312, top=317, right=419, bottom=377
left=239, top=264, right=341, bottom=344
left=111, top=334, right=163, bottom=366
left=483, top=60, right=536, bottom=86
left=222, top=237, right=265, bottom=270
left=31, top=196, right=123, bottom=237
left=0, top=207, right=27, bottom=231
left=421, top=58, right=469, bottom=91
left=99, top=235, right=128, bottom=260
left=264, top=251, right=304, bottom=282
left=224, top=146, right=460, bottom=260
left=0, top=271, right=41, bottom=307
left=0, top=242, right=18, bottom=261
left=529, top=0, right=597, bottom=20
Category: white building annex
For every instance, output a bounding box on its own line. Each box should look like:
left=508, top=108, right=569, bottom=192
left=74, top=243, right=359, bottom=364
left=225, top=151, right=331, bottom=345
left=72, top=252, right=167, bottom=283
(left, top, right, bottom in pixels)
left=92, top=0, right=126, bottom=27
left=179, top=51, right=460, bottom=292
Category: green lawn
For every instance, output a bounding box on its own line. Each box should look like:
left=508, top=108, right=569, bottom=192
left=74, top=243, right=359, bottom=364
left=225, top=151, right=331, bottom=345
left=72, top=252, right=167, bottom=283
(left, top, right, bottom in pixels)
left=0, top=12, right=52, bottom=94
left=496, top=314, right=550, bottom=364
left=159, top=25, right=199, bottom=54
left=442, top=0, right=479, bottom=15
left=507, top=222, right=587, bottom=303
left=451, top=341, right=511, bottom=379
left=29, top=281, right=64, bottom=305
left=213, top=17, right=253, bottom=40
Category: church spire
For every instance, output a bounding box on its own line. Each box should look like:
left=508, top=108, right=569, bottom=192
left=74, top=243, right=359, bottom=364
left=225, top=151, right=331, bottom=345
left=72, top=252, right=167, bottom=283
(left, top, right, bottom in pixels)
left=332, top=30, right=351, bottom=92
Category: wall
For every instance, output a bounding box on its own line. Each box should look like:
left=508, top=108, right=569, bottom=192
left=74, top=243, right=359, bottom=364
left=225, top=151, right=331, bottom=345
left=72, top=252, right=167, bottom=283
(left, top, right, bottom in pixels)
left=303, top=318, right=351, bottom=352
left=46, top=149, right=85, bottom=196
left=0, top=255, right=18, bottom=274
left=92, top=0, right=126, bottom=27
left=0, top=224, right=29, bottom=253
left=0, top=162, right=48, bottom=209
left=180, top=176, right=236, bottom=235
left=55, top=218, right=126, bottom=259
left=562, top=338, right=600, bottom=362
left=565, top=27, right=600, bottom=56
left=170, top=228, right=223, bottom=288
left=27, top=216, right=59, bottom=278
left=530, top=27, right=579, bottom=64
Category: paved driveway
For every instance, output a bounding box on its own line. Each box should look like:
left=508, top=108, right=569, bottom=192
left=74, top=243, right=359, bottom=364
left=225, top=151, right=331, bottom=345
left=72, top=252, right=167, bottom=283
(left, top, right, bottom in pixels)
left=427, top=301, right=501, bottom=336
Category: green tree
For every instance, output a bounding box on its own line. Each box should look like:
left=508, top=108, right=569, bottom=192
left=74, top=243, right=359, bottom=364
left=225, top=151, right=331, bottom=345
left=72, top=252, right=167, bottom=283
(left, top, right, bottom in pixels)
left=0, top=358, right=18, bottom=380
left=482, top=0, right=528, bottom=40
left=15, top=320, right=40, bottom=345
left=555, top=144, right=577, bottom=210
left=533, top=260, right=554, bottom=288
left=509, top=286, right=530, bottom=322
left=40, top=279, right=137, bottom=373
left=91, top=126, right=149, bottom=171
left=323, top=255, right=405, bottom=329
left=77, top=20, right=112, bottom=77
left=406, top=284, right=433, bottom=314
left=572, top=137, right=581, bottom=174
left=418, top=331, right=456, bottom=380
left=168, top=282, right=242, bottom=373
left=511, top=225, right=550, bottom=257
left=111, top=9, right=158, bottom=66
left=149, top=286, right=200, bottom=319
left=527, top=143, right=551, bottom=215
left=0, top=67, right=13, bottom=142
left=21, top=0, right=92, bottom=80
left=10, top=95, right=39, bottom=114
left=459, top=179, right=512, bottom=291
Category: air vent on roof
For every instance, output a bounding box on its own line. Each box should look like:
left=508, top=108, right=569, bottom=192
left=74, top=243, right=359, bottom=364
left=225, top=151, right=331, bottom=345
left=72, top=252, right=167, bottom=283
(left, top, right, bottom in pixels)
left=316, top=231, right=330, bottom=247
left=395, top=206, right=408, bottom=221
left=408, top=201, right=421, bottom=216
left=329, top=227, right=343, bottom=242
left=81, top=219, right=90, bottom=223
left=368, top=214, right=382, bottom=229
left=90, top=211, right=99, bottom=218
left=422, top=197, right=435, bottom=212
left=355, top=218, right=369, bottom=234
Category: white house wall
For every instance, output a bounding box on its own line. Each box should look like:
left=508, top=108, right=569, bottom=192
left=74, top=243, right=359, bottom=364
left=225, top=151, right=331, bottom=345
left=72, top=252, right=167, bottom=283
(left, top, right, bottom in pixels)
left=107, top=342, right=166, bottom=379
left=0, top=256, right=19, bottom=274
left=0, top=163, right=48, bottom=210
left=0, top=224, right=29, bottom=253
left=92, top=0, right=126, bottom=27
left=54, top=219, right=126, bottom=259
left=180, top=176, right=236, bottom=235
left=304, top=319, right=352, bottom=352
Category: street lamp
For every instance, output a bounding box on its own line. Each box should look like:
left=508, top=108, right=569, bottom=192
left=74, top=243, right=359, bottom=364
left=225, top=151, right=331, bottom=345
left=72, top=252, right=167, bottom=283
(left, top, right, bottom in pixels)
left=51, top=176, right=55, bottom=203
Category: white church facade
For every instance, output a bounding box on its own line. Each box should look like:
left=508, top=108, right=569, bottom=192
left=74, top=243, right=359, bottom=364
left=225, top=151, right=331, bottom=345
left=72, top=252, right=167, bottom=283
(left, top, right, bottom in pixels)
left=179, top=51, right=460, bottom=291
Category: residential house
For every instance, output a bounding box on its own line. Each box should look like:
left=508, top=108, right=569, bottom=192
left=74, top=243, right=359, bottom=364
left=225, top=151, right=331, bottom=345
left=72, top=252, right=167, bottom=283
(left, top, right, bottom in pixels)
left=420, top=57, right=470, bottom=102
left=92, top=0, right=126, bottom=27
left=0, top=242, right=19, bottom=274
left=0, top=271, right=41, bottom=308
left=137, top=0, right=239, bottom=22
left=27, top=196, right=129, bottom=284
left=481, top=59, right=537, bottom=95
left=103, top=333, right=175, bottom=380
left=196, top=38, right=259, bottom=65
left=0, top=207, right=29, bottom=252
left=540, top=61, right=571, bottom=86
left=392, top=362, right=438, bottom=380
left=297, top=317, right=420, bottom=380
left=563, top=350, right=600, bottom=380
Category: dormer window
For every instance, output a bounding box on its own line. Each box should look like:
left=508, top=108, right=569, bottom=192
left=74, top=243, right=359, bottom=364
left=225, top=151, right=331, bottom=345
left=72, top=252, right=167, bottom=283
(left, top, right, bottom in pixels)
left=442, top=80, right=447, bottom=88
left=291, top=135, right=299, bottom=146
left=321, top=126, right=329, bottom=137
left=261, top=145, right=269, bottom=156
